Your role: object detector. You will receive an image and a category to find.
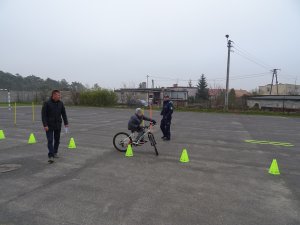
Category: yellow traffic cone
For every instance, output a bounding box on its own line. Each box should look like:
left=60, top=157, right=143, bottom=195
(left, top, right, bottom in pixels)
left=180, top=149, right=189, bottom=163
left=68, top=137, right=76, bottom=149
left=269, top=159, right=280, bottom=175
left=28, top=133, right=36, bottom=144
left=125, top=144, right=133, bottom=157
left=0, top=130, right=5, bottom=140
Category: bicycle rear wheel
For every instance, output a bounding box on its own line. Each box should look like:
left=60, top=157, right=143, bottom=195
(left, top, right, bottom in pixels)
left=113, top=132, right=131, bottom=152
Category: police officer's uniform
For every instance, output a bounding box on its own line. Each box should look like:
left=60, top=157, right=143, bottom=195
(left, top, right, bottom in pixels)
left=160, top=100, right=173, bottom=140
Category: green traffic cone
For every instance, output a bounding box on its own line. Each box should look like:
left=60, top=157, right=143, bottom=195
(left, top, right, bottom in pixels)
left=269, top=159, right=280, bottom=175
left=28, top=133, right=36, bottom=144
left=0, top=130, right=5, bottom=140
left=180, top=149, right=189, bottom=163
left=68, top=137, right=76, bottom=149
left=125, top=144, right=133, bottom=157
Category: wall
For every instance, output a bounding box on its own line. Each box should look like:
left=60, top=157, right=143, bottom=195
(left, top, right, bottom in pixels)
left=247, top=99, right=300, bottom=110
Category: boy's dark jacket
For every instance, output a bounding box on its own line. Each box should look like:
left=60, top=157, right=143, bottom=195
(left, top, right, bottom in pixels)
left=128, top=114, right=154, bottom=131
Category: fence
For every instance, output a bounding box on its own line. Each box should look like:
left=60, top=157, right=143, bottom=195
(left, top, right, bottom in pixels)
left=0, top=91, right=74, bottom=104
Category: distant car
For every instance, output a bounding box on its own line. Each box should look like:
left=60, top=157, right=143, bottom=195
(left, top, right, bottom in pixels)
left=139, top=99, right=149, bottom=107
left=127, top=99, right=149, bottom=107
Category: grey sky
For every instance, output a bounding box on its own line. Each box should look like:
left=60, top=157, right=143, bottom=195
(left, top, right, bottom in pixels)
left=0, top=0, right=299, bottom=90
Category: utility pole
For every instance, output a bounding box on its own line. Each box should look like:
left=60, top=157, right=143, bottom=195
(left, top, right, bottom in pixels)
left=295, top=77, right=297, bottom=95
left=269, top=69, right=280, bottom=95
left=146, top=75, right=149, bottom=89
left=146, top=75, right=149, bottom=103
left=224, top=34, right=233, bottom=111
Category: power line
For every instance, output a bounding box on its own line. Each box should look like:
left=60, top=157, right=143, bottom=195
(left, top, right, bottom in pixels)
left=208, top=72, right=270, bottom=81
left=148, top=72, right=270, bottom=83
left=229, top=73, right=270, bottom=81
left=233, top=48, right=270, bottom=70
left=232, top=42, right=272, bottom=69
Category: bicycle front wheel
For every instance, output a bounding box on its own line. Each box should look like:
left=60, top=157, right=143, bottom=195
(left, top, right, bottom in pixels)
left=148, top=133, right=159, bottom=156
left=113, top=132, right=131, bottom=152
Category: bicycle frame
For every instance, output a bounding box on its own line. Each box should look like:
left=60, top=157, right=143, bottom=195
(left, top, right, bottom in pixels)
left=129, top=125, right=154, bottom=145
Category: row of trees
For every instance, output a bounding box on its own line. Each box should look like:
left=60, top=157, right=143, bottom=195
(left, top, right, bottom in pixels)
left=0, top=71, right=118, bottom=107
left=0, top=71, right=86, bottom=92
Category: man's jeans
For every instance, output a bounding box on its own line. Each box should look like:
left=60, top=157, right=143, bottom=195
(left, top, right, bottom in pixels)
left=46, top=128, right=61, bottom=158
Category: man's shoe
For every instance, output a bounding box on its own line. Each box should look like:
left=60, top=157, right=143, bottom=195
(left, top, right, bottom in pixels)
left=54, top=153, right=59, bottom=158
left=48, top=157, right=54, bottom=164
left=161, top=136, right=166, bottom=139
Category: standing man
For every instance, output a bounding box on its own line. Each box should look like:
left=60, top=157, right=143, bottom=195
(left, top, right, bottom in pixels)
left=42, top=90, right=69, bottom=163
left=160, top=95, right=173, bottom=141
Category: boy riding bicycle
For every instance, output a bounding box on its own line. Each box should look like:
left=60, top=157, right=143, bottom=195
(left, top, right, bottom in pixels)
left=128, top=108, right=156, bottom=144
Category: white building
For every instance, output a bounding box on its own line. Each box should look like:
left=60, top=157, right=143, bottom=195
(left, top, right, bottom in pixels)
left=259, top=83, right=300, bottom=95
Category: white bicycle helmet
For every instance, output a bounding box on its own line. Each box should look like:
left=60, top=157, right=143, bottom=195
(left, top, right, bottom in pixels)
left=136, top=108, right=142, bottom=114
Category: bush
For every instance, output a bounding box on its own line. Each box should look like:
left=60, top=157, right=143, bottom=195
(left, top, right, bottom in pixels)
left=79, top=89, right=118, bottom=107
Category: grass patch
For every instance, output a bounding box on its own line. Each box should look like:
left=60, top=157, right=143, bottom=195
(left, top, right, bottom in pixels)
left=174, top=107, right=300, bottom=117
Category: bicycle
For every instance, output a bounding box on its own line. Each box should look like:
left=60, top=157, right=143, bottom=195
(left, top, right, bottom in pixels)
left=113, top=123, right=159, bottom=156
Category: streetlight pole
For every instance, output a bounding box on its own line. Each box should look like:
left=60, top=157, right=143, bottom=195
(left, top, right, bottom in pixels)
left=224, top=34, right=233, bottom=111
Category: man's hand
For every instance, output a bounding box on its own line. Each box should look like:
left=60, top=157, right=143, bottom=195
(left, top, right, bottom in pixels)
left=65, top=124, right=69, bottom=128
left=44, top=126, right=49, bottom=132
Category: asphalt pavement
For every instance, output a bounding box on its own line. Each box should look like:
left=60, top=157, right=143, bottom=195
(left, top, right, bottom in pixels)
left=0, top=106, right=299, bottom=225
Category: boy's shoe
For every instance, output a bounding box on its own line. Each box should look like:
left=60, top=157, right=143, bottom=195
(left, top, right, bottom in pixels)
left=48, top=157, right=54, bottom=164
left=132, top=142, right=142, bottom=146
left=54, top=153, right=59, bottom=158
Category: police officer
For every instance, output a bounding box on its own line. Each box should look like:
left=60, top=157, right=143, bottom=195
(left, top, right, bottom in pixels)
left=42, top=90, right=69, bottom=163
left=160, top=95, right=173, bottom=141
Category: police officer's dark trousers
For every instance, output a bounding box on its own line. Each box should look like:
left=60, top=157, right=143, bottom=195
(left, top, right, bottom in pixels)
left=160, top=118, right=171, bottom=139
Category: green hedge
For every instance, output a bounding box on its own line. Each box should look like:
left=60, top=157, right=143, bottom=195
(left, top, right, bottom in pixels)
left=79, top=89, right=118, bottom=106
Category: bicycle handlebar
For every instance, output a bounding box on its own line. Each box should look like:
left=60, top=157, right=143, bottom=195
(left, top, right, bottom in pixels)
left=144, top=122, right=156, bottom=129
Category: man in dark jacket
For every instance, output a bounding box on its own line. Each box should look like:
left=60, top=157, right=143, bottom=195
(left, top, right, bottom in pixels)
left=128, top=108, right=156, bottom=144
left=42, top=90, right=68, bottom=163
left=160, top=95, right=173, bottom=141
